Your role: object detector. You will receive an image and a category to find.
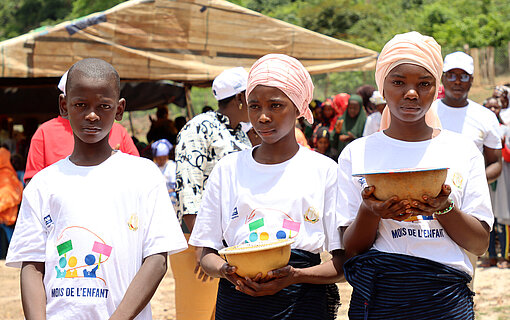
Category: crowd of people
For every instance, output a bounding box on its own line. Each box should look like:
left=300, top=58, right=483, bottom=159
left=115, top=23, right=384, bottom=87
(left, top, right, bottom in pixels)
left=0, top=29, right=509, bottom=320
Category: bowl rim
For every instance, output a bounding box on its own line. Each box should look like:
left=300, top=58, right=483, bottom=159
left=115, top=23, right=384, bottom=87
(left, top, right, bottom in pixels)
left=352, top=167, right=448, bottom=177
left=218, top=239, right=295, bottom=255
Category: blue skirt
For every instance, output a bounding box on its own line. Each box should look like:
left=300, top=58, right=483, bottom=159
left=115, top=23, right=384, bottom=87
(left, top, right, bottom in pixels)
left=344, top=250, right=474, bottom=320
left=215, top=249, right=340, bottom=320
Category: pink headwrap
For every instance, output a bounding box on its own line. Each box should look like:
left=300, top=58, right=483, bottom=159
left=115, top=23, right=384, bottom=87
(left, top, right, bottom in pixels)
left=246, top=54, right=314, bottom=124
left=376, top=32, right=443, bottom=130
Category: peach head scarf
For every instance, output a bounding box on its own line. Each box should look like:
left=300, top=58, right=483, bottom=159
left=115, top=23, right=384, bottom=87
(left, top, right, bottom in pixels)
left=376, top=31, right=443, bottom=130
left=246, top=54, right=314, bottom=124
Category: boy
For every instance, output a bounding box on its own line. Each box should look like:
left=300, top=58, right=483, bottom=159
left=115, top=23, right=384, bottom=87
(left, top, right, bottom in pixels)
left=6, top=58, right=187, bottom=319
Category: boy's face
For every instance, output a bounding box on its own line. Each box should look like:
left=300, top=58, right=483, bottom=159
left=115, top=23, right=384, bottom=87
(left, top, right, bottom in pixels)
left=153, top=155, right=168, bottom=167
left=59, top=76, right=125, bottom=145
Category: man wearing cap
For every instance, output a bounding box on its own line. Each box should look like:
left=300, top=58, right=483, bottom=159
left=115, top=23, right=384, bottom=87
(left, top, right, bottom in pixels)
left=171, top=67, right=252, bottom=320
left=435, top=51, right=502, bottom=181
left=434, top=51, right=502, bottom=288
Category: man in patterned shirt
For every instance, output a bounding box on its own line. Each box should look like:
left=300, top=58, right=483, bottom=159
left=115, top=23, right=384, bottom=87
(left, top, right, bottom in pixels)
left=171, top=67, right=252, bottom=320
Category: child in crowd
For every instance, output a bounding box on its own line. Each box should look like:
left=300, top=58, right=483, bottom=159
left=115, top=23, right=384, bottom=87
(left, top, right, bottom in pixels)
left=362, top=91, right=386, bottom=136
left=6, top=58, right=187, bottom=319
left=483, top=97, right=510, bottom=268
left=338, top=32, right=492, bottom=319
left=313, top=126, right=338, bottom=161
left=152, top=139, right=177, bottom=204
left=189, top=54, right=345, bottom=320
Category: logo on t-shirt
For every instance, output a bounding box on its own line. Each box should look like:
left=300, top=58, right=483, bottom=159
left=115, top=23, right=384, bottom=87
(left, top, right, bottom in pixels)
left=43, top=215, right=54, bottom=229
left=452, top=172, right=464, bottom=189
left=54, top=227, right=113, bottom=282
left=304, top=207, right=319, bottom=224
left=127, top=214, right=139, bottom=231
left=231, top=207, right=239, bottom=220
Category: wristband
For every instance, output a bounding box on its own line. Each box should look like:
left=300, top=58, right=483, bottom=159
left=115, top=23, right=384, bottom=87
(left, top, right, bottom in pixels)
left=433, top=199, right=454, bottom=216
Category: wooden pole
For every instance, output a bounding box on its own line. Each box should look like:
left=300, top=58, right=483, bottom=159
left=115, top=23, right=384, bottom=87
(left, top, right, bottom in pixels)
left=184, top=84, right=195, bottom=120
left=488, top=46, right=495, bottom=86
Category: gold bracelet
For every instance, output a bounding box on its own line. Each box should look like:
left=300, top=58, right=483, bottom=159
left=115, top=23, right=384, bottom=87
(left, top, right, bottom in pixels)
left=433, top=199, right=454, bottom=216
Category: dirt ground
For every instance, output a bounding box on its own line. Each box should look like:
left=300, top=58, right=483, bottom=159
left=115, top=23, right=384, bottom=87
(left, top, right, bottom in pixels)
left=1, top=259, right=509, bottom=319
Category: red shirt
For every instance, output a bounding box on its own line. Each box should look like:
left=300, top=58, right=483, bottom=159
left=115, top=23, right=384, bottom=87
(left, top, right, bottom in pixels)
left=25, top=116, right=139, bottom=181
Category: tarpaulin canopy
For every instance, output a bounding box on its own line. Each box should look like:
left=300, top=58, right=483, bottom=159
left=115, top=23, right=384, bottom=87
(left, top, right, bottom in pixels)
left=0, top=0, right=377, bottom=84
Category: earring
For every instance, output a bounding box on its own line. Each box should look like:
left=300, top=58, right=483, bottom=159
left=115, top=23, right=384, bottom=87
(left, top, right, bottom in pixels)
left=239, top=104, right=243, bottom=110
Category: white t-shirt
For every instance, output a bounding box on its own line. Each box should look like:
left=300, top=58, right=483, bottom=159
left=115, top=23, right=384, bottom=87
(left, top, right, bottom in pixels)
left=434, top=99, right=502, bottom=152
left=6, top=152, right=187, bottom=320
left=158, top=160, right=177, bottom=190
left=362, top=111, right=382, bottom=137
left=337, top=130, right=493, bottom=275
left=189, top=146, right=341, bottom=254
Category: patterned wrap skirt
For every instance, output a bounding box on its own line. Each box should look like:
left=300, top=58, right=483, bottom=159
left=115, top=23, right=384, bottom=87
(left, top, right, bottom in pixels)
left=215, top=249, right=340, bottom=320
left=344, top=250, right=474, bottom=320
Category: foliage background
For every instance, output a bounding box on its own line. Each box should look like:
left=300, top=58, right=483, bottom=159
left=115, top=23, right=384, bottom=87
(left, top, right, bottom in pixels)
left=1, top=0, right=509, bottom=115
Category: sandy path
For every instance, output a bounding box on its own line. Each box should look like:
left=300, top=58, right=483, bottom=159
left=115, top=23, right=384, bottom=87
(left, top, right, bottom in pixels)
left=2, top=260, right=509, bottom=319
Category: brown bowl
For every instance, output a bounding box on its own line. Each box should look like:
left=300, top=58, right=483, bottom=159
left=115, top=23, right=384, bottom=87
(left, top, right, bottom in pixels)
left=355, top=168, right=448, bottom=201
left=218, top=239, right=294, bottom=279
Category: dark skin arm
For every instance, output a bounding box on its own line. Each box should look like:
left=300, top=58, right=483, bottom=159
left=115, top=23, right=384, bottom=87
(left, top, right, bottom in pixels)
left=343, top=185, right=490, bottom=258
left=342, top=186, right=411, bottom=258
left=21, top=262, right=46, bottom=320
left=484, top=146, right=502, bottom=184
left=200, top=247, right=346, bottom=297
left=109, top=253, right=167, bottom=320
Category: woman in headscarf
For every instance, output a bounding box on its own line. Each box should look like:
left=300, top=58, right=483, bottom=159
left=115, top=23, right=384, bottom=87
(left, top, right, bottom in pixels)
left=189, top=54, right=344, bottom=320
left=337, top=32, right=492, bottom=319
left=493, top=85, right=510, bottom=124
left=333, top=94, right=367, bottom=154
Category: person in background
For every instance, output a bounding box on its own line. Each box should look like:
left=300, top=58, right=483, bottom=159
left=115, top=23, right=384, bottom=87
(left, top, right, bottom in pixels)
left=172, top=67, right=252, bottom=320
left=152, top=139, right=177, bottom=205
left=338, top=31, right=492, bottom=319
left=24, top=71, right=139, bottom=185
left=313, top=126, right=337, bottom=161
left=332, top=93, right=350, bottom=117
left=0, top=147, right=23, bottom=259
left=317, top=99, right=340, bottom=134
left=493, top=85, right=510, bottom=125
left=202, top=105, right=214, bottom=113
left=333, top=94, right=367, bottom=155
left=434, top=51, right=501, bottom=285
left=174, top=116, right=188, bottom=134
left=362, top=91, right=386, bottom=137
left=482, top=97, right=510, bottom=268
left=356, top=84, right=376, bottom=114
left=147, top=105, right=178, bottom=145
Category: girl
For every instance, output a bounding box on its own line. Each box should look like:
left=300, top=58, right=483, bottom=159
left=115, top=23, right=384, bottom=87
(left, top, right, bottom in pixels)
left=189, top=54, right=344, bottom=320
left=337, top=32, right=493, bottom=319
left=334, top=94, right=367, bottom=154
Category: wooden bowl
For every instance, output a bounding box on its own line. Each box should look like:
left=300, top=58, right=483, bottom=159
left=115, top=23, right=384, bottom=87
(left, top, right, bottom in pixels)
left=218, top=239, right=294, bottom=279
left=355, top=168, right=448, bottom=201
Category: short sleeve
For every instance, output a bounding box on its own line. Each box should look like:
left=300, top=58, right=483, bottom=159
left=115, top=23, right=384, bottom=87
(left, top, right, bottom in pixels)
left=459, top=147, right=494, bottom=229
left=174, top=122, right=210, bottom=217
left=5, top=186, right=48, bottom=268
left=336, top=147, right=363, bottom=231
left=24, top=128, right=45, bottom=181
left=322, top=164, right=342, bottom=252
left=188, top=164, right=224, bottom=250
left=142, top=174, right=187, bottom=258
left=484, top=111, right=503, bottom=149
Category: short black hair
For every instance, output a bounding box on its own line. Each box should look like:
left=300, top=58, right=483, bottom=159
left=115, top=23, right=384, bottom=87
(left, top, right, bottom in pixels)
left=66, top=58, right=120, bottom=99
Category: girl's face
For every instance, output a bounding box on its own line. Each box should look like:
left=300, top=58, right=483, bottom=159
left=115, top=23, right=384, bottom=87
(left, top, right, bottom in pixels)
left=247, top=85, right=299, bottom=146
left=383, top=63, right=436, bottom=124
left=316, top=137, right=329, bottom=154
left=347, top=101, right=361, bottom=118
left=322, top=103, right=334, bottom=120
